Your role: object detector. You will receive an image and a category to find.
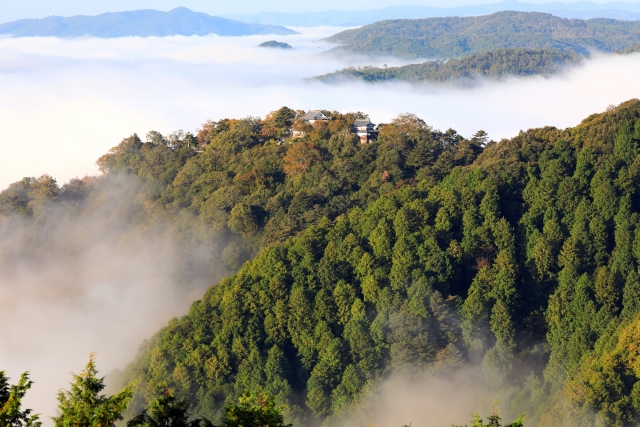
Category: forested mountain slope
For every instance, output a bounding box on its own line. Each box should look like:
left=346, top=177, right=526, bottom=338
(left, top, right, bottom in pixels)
left=5, top=101, right=640, bottom=426
left=0, top=7, right=295, bottom=38
left=325, top=11, right=640, bottom=59
left=0, top=109, right=482, bottom=296
left=109, top=100, right=640, bottom=427
left=313, top=48, right=583, bottom=84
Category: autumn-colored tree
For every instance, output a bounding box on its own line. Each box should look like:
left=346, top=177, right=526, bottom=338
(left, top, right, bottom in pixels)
left=260, top=107, right=297, bottom=141
left=283, top=143, right=322, bottom=175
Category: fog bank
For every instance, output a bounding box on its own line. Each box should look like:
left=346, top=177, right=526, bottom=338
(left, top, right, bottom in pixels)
left=336, top=369, right=495, bottom=427
left=0, top=174, right=229, bottom=422
left=2, top=28, right=640, bottom=190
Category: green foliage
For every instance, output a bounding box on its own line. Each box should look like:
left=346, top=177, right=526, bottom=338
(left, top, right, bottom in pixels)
left=453, top=409, right=524, bottom=427
left=128, top=389, right=211, bottom=427
left=53, top=355, right=132, bottom=427
left=0, top=108, right=484, bottom=298
left=217, top=392, right=291, bottom=427
left=0, top=372, right=40, bottom=427
left=325, top=11, right=640, bottom=59
left=116, top=100, right=640, bottom=427
left=314, top=49, right=583, bottom=83
left=7, top=100, right=640, bottom=427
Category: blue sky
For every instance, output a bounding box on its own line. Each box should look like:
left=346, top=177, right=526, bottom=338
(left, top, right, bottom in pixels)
left=0, top=0, right=622, bottom=22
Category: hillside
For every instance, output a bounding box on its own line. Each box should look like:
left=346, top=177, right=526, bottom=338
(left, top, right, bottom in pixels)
left=313, top=48, right=584, bottom=84
left=106, top=99, right=640, bottom=427
left=324, top=11, right=640, bottom=59
left=0, top=108, right=482, bottom=300
left=618, top=43, right=640, bottom=54
left=0, top=7, right=296, bottom=38
left=6, top=100, right=640, bottom=427
left=224, top=1, right=640, bottom=27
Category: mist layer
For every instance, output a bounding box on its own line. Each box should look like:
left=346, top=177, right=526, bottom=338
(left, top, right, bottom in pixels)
left=1, top=27, right=640, bottom=190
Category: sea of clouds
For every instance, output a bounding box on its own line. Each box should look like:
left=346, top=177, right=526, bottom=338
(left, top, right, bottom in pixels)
left=2, top=27, right=640, bottom=190
left=1, top=26, right=640, bottom=424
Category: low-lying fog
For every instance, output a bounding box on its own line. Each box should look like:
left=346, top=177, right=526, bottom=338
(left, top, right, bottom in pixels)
left=2, top=27, right=640, bottom=191
left=1, top=25, right=640, bottom=424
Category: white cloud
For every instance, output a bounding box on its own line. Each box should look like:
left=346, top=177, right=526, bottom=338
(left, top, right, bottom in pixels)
left=1, top=29, right=639, bottom=191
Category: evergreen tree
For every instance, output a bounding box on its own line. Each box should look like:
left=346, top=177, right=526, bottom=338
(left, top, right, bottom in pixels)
left=453, top=409, right=524, bottom=427
left=0, top=372, right=40, bottom=427
left=128, top=389, right=211, bottom=427
left=217, top=392, right=291, bottom=427
left=53, top=355, right=132, bottom=427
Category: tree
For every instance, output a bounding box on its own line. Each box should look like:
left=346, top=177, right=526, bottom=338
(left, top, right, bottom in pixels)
left=283, top=143, right=322, bottom=175
left=260, top=107, right=297, bottom=141
left=0, top=372, right=40, bottom=427
left=228, top=203, right=259, bottom=237
left=127, top=389, right=211, bottom=427
left=217, top=392, right=291, bottom=427
left=453, top=408, right=524, bottom=427
left=53, top=355, right=132, bottom=427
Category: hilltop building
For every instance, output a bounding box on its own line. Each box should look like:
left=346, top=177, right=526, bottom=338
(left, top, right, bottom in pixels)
left=292, top=110, right=330, bottom=137
left=353, top=119, right=378, bottom=143
left=301, top=110, right=330, bottom=124
left=292, top=110, right=378, bottom=143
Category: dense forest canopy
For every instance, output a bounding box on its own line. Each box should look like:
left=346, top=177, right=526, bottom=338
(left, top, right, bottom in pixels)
left=324, top=11, right=640, bottom=59
left=0, top=108, right=482, bottom=297
left=118, top=100, right=640, bottom=427
left=313, top=48, right=584, bottom=84
left=5, top=100, right=640, bottom=427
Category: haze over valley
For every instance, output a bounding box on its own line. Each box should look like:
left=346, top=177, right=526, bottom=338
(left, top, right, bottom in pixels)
left=2, top=25, right=640, bottom=190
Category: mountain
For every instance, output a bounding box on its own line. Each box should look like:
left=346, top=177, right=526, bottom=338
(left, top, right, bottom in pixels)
left=324, top=11, right=640, bottom=59
left=5, top=98, right=640, bottom=426
left=554, top=9, right=640, bottom=20
left=224, top=0, right=640, bottom=27
left=110, top=99, right=640, bottom=427
left=313, top=48, right=584, bottom=84
left=0, top=7, right=297, bottom=38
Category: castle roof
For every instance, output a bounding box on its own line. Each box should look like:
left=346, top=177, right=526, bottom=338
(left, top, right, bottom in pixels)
left=301, top=110, right=329, bottom=121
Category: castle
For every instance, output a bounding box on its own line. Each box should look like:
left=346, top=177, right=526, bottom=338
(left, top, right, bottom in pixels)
left=293, top=110, right=378, bottom=143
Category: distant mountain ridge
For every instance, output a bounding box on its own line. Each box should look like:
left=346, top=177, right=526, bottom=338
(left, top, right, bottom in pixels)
left=313, top=48, right=584, bottom=84
left=225, top=0, right=640, bottom=26
left=0, top=7, right=297, bottom=38
left=324, top=11, right=640, bottom=59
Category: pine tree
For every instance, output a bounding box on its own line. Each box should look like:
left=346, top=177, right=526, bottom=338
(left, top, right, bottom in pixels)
left=53, top=355, right=132, bottom=427
left=453, top=408, right=524, bottom=427
left=0, top=372, right=40, bottom=427
left=218, top=392, right=291, bottom=427
left=127, top=389, right=211, bottom=427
